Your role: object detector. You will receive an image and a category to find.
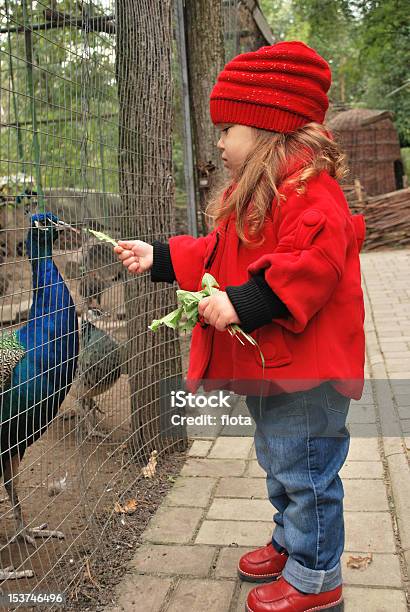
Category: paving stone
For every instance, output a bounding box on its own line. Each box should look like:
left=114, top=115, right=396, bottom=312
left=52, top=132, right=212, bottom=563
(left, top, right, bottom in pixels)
left=389, top=372, right=410, bottom=379
left=215, top=546, right=255, bottom=578
left=130, top=543, right=215, bottom=576
left=236, top=581, right=259, bottom=612
left=381, top=351, right=410, bottom=359
left=164, top=477, right=216, bottom=508
left=341, top=461, right=383, bottom=479
left=113, top=574, right=172, bottom=612
left=387, top=360, right=410, bottom=372
left=347, top=437, right=381, bottom=461
left=343, top=586, right=407, bottom=611
left=343, top=480, right=389, bottom=512
left=141, top=506, right=204, bottom=544
left=208, top=436, right=254, bottom=459
left=377, top=329, right=404, bottom=337
left=347, top=404, right=376, bottom=424
left=342, top=552, right=402, bottom=587
left=215, top=477, right=267, bottom=499
left=348, top=423, right=378, bottom=437
left=345, top=512, right=396, bottom=553
left=400, top=419, right=410, bottom=433
left=180, top=458, right=246, bottom=477
left=188, top=440, right=214, bottom=457
left=244, top=460, right=266, bottom=478
left=378, top=341, right=408, bottom=351
left=166, top=578, right=235, bottom=612
left=398, top=406, right=410, bottom=419
left=195, top=520, right=272, bottom=547
left=391, top=388, right=410, bottom=400
left=207, top=498, right=274, bottom=522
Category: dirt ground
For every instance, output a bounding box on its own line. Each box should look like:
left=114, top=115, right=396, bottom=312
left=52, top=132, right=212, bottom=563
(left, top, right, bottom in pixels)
left=0, top=393, right=190, bottom=611
left=0, top=245, right=192, bottom=610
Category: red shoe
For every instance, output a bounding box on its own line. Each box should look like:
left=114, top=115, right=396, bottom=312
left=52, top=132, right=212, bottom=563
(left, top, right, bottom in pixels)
left=245, top=576, right=343, bottom=611
left=238, top=540, right=288, bottom=583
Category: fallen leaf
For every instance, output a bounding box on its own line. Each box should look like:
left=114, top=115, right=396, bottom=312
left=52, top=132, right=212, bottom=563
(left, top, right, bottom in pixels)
left=347, top=553, right=373, bottom=570
left=114, top=499, right=138, bottom=514
left=141, top=450, right=158, bottom=478
left=123, top=499, right=137, bottom=514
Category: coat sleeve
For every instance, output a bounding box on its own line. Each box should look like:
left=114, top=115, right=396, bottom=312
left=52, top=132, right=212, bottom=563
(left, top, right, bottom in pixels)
left=168, top=229, right=218, bottom=291
left=247, top=196, right=349, bottom=334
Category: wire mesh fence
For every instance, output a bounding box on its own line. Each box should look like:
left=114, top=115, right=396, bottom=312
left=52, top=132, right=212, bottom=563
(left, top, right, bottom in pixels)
left=0, top=0, right=267, bottom=607
left=0, top=0, right=193, bottom=608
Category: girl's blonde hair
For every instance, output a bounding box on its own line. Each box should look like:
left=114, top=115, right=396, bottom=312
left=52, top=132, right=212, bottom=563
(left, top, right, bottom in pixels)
left=204, top=122, right=349, bottom=247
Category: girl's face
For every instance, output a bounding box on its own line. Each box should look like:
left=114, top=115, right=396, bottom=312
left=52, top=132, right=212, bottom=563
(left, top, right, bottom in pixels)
left=216, top=123, right=256, bottom=178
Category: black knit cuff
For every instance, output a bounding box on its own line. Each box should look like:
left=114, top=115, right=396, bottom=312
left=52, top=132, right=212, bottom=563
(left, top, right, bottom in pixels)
left=226, top=271, right=289, bottom=334
left=150, top=241, right=176, bottom=283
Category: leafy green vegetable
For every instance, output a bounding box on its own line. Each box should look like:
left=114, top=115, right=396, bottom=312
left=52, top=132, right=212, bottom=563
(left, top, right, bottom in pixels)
left=84, top=228, right=118, bottom=246
left=148, top=273, right=265, bottom=367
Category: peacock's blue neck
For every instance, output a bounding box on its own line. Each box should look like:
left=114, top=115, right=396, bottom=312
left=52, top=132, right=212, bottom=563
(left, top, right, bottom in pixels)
left=26, top=232, right=73, bottom=318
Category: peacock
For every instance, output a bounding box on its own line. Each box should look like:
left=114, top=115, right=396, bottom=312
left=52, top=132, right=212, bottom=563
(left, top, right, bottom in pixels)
left=0, top=212, right=79, bottom=581
left=74, top=307, right=122, bottom=438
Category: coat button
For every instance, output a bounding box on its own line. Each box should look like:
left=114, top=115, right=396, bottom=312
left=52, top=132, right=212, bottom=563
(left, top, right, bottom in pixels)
left=302, top=210, right=322, bottom=226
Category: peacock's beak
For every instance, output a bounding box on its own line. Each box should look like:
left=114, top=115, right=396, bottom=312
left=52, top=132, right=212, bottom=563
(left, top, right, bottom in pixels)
left=53, top=220, right=81, bottom=234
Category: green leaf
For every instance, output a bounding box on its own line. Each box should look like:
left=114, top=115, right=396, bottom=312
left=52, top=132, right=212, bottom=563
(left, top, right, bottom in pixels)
left=84, top=228, right=118, bottom=246
left=176, top=289, right=205, bottom=306
left=201, top=273, right=219, bottom=295
left=148, top=272, right=265, bottom=368
left=148, top=306, right=184, bottom=331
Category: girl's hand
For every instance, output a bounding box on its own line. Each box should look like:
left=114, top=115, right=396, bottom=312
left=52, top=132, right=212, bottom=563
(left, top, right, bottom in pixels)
left=198, top=290, right=241, bottom=332
left=114, top=240, right=153, bottom=274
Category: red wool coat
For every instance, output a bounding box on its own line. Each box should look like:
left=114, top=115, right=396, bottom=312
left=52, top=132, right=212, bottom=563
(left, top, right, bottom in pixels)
left=168, top=170, right=366, bottom=400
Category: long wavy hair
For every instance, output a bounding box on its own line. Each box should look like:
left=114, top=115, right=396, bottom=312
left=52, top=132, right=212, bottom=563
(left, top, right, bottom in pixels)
left=204, top=122, right=349, bottom=247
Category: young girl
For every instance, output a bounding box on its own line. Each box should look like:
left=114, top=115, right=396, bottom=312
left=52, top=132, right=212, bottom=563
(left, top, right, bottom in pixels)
left=115, top=41, right=365, bottom=612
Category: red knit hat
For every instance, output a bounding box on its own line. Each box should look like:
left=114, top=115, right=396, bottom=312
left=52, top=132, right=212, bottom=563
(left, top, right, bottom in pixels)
left=210, top=41, right=331, bottom=133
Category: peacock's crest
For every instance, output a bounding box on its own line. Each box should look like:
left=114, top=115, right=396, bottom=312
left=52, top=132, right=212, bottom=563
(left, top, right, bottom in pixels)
left=0, top=331, right=26, bottom=387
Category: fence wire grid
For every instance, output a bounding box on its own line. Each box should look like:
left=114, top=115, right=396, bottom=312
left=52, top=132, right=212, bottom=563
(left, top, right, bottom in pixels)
left=0, top=0, right=262, bottom=607
left=0, top=0, right=197, bottom=608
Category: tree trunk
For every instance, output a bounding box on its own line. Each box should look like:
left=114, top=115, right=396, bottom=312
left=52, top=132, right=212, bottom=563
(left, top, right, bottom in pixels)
left=116, top=0, right=186, bottom=463
left=185, top=0, right=226, bottom=235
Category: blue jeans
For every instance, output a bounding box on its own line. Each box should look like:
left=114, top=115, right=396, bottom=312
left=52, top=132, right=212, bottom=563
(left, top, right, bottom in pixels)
left=245, top=381, right=350, bottom=594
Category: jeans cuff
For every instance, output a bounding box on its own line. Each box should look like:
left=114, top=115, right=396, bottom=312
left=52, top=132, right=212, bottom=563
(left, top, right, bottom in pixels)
left=272, top=525, right=286, bottom=550
left=282, top=556, right=342, bottom=594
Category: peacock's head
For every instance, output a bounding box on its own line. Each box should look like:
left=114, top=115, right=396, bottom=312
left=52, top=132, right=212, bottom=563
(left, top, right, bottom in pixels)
left=27, top=212, right=80, bottom=259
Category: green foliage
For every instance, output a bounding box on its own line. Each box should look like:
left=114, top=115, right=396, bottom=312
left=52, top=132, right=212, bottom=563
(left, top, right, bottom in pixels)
left=0, top=0, right=119, bottom=192
left=149, top=273, right=266, bottom=367
left=149, top=273, right=221, bottom=333
left=0, top=0, right=189, bottom=205
left=356, top=0, right=410, bottom=145
left=259, top=0, right=410, bottom=145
